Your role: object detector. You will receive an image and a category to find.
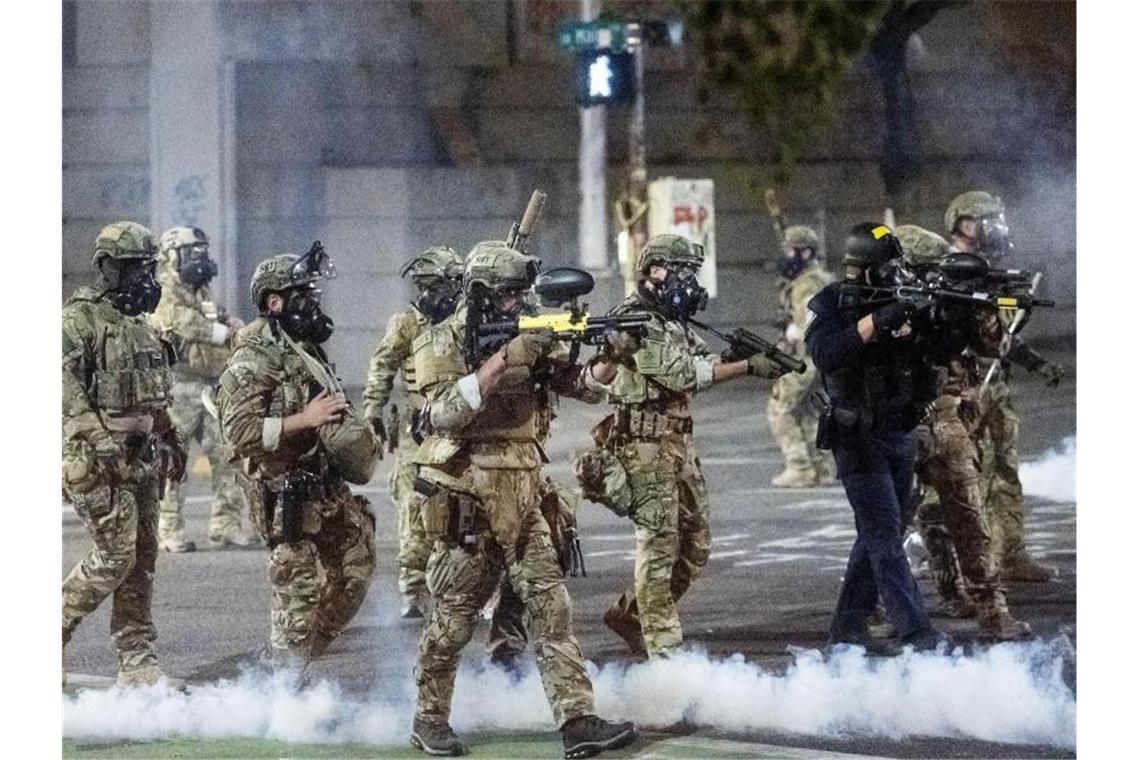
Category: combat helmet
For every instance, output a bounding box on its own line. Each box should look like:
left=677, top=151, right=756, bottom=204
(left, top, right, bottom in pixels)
left=895, top=224, right=950, bottom=269
left=158, top=226, right=208, bottom=263
left=842, top=222, right=904, bottom=284
left=92, top=221, right=158, bottom=267
left=782, top=225, right=820, bottom=253
left=635, top=233, right=705, bottom=274
left=249, top=242, right=336, bottom=310
left=401, top=246, right=464, bottom=283
left=943, top=191, right=1005, bottom=236
left=463, top=241, right=540, bottom=295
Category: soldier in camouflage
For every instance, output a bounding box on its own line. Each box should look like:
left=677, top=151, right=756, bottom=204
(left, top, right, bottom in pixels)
left=149, top=226, right=254, bottom=552
left=362, top=246, right=464, bottom=619
left=768, top=225, right=836, bottom=488
left=216, top=246, right=380, bottom=667
left=409, top=242, right=636, bottom=758
left=581, top=234, right=789, bottom=658
left=62, top=221, right=187, bottom=687
left=898, top=224, right=1030, bottom=639
left=945, top=191, right=1063, bottom=582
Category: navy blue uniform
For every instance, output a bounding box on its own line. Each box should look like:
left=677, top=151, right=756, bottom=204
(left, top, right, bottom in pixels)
left=805, top=282, right=939, bottom=643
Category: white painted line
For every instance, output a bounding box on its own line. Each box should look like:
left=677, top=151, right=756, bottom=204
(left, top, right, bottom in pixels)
left=633, top=735, right=893, bottom=759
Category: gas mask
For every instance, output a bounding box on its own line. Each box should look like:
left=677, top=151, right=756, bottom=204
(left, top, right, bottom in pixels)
left=777, top=247, right=812, bottom=280
left=100, top=259, right=162, bottom=316
left=642, top=266, right=708, bottom=321
left=413, top=278, right=462, bottom=324
left=177, top=243, right=219, bottom=288
left=975, top=213, right=1012, bottom=261
left=277, top=284, right=334, bottom=344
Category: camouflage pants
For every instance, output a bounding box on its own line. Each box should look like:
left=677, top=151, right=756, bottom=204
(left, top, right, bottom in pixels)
left=416, top=466, right=594, bottom=726
left=486, top=478, right=577, bottom=661
left=766, top=358, right=827, bottom=476
left=915, top=398, right=1001, bottom=604
left=159, top=380, right=246, bottom=540
left=266, top=485, right=377, bottom=657
left=977, top=379, right=1028, bottom=565
left=389, top=432, right=429, bottom=602
left=62, top=459, right=160, bottom=670
left=609, top=433, right=711, bottom=656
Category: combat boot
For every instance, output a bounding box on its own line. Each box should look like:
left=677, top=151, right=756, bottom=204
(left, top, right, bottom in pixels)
left=976, top=592, right=1032, bottom=641
left=410, top=717, right=467, bottom=756
left=771, top=467, right=819, bottom=488
left=929, top=592, right=976, bottom=619
left=208, top=530, right=260, bottom=549
left=813, top=460, right=836, bottom=485
left=159, top=530, right=197, bottom=553
left=602, top=604, right=647, bottom=657
left=1001, top=553, right=1058, bottom=583
left=865, top=607, right=897, bottom=639
left=401, top=593, right=427, bottom=619
left=561, top=715, right=638, bottom=759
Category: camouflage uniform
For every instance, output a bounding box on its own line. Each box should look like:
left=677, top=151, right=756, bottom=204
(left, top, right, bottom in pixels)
left=768, top=259, right=834, bottom=487
left=900, top=225, right=1029, bottom=638
left=149, top=228, right=248, bottom=549
left=62, top=222, right=183, bottom=685
left=411, top=243, right=604, bottom=730
left=362, top=305, right=432, bottom=610
left=217, top=254, right=379, bottom=663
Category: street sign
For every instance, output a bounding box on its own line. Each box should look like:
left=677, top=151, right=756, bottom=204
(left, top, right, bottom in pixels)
left=556, top=20, right=628, bottom=51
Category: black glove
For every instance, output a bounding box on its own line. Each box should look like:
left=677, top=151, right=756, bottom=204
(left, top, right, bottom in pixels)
left=872, top=301, right=914, bottom=334
left=370, top=416, right=388, bottom=444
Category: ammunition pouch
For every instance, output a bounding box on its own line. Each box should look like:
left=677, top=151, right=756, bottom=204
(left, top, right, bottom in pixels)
left=573, top=447, right=632, bottom=518
left=413, top=476, right=480, bottom=550
left=614, top=407, right=692, bottom=440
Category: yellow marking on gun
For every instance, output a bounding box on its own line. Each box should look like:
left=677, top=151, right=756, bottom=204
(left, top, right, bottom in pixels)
left=871, top=225, right=891, bottom=239
left=995, top=296, right=1020, bottom=310
left=518, top=312, right=590, bottom=333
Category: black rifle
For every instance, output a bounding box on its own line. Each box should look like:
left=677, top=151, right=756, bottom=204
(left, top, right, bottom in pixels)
left=687, top=317, right=807, bottom=375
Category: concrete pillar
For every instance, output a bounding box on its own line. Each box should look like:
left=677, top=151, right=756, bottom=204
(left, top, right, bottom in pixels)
left=149, top=1, right=237, bottom=308
left=578, top=0, right=608, bottom=273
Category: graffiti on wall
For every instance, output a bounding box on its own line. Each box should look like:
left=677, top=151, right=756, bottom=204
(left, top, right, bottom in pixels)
left=173, top=174, right=208, bottom=227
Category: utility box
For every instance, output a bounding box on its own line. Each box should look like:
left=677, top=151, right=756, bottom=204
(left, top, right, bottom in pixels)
left=648, top=178, right=717, bottom=297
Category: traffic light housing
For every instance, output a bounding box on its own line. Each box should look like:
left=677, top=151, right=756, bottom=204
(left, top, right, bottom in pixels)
left=573, top=49, right=636, bottom=107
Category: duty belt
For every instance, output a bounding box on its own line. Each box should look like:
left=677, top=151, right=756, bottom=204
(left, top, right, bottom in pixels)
left=103, top=413, right=154, bottom=434
left=615, top=407, right=693, bottom=439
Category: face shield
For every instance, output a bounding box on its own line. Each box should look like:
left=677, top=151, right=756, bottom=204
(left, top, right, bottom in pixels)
left=975, top=213, right=1013, bottom=261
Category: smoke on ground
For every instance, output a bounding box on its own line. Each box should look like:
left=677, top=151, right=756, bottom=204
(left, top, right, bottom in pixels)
left=65, top=637, right=1075, bottom=750
left=1019, top=435, right=1076, bottom=502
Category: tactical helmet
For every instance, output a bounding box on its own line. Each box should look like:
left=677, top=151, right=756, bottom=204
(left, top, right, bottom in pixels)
left=158, top=226, right=208, bottom=260
left=842, top=222, right=904, bottom=283
left=248, top=242, right=335, bottom=310
left=782, top=225, right=820, bottom=253
left=943, top=191, right=1005, bottom=236
left=92, top=221, right=158, bottom=266
left=895, top=224, right=950, bottom=267
left=635, top=234, right=705, bottom=274
left=400, top=246, right=464, bottom=282
left=463, top=241, right=540, bottom=295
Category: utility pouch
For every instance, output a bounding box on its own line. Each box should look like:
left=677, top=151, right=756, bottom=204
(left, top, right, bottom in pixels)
left=414, top=477, right=449, bottom=540
left=453, top=494, right=477, bottom=550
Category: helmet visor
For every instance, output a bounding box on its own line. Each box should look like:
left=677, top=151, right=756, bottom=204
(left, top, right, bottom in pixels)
left=976, top=214, right=1012, bottom=260
left=292, top=241, right=337, bottom=284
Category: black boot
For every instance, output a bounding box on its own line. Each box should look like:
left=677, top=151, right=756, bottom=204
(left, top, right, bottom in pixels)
left=410, top=717, right=467, bottom=757
left=561, top=715, right=637, bottom=759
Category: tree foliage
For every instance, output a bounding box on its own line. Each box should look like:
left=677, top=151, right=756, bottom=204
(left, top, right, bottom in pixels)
left=681, top=0, right=887, bottom=191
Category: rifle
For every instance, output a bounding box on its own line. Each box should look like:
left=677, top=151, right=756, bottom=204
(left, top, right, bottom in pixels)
left=474, top=267, right=650, bottom=363
left=506, top=190, right=547, bottom=253
left=686, top=317, right=807, bottom=375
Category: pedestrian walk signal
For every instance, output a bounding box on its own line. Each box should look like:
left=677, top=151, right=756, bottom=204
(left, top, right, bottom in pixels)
left=574, top=50, right=635, bottom=106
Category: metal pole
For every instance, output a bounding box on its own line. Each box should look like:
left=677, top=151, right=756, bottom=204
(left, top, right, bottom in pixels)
left=616, top=27, right=648, bottom=296
left=577, top=0, right=608, bottom=272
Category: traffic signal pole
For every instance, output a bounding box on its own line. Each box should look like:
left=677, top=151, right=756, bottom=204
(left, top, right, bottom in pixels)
left=578, top=0, right=608, bottom=273
left=616, top=25, right=648, bottom=295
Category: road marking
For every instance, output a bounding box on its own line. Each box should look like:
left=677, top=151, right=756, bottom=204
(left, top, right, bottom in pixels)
left=633, top=735, right=893, bottom=759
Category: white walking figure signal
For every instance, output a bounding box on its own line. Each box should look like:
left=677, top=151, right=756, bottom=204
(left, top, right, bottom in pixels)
left=588, top=54, right=613, bottom=98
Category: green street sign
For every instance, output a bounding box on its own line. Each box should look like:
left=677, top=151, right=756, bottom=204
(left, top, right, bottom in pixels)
left=555, top=20, right=627, bottom=51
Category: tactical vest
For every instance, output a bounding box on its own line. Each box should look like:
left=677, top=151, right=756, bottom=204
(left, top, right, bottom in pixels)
left=606, top=306, right=696, bottom=419
left=67, top=295, right=174, bottom=414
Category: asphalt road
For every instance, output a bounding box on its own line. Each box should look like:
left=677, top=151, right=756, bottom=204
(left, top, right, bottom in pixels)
left=63, top=357, right=1076, bottom=759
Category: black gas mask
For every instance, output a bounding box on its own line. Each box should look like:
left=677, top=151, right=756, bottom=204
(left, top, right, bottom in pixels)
left=100, top=259, right=162, bottom=316
left=414, top=278, right=462, bottom=324
left=276, top=284, right=334, bottom=344
left=177, top=243, right=219, bottom=288
left=642, top=265, right=708, bottom=321
left=778, top=247, right=813, bottom=280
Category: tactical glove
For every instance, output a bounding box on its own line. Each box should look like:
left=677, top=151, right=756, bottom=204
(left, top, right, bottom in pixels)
left=502, top=329, right=555, bottom=367
left=872, top=301, right=914, bottom=334
left=603, top=328, right=640, bottom=360
left=747, top=353, right=783, bottom=379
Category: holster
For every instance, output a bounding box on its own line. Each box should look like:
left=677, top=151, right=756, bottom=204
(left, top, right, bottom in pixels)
left=813, top=392, right=834, bottom=451
left=276, top=470, right=319, bottom=544
left=414, top=476, right=479, bottom=550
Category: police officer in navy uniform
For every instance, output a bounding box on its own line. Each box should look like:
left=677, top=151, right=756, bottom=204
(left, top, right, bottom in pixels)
left=805, top=222, right=942, bottom=651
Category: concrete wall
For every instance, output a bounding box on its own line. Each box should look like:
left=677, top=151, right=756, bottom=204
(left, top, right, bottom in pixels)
left=63, top=0, right=1075, bottom=359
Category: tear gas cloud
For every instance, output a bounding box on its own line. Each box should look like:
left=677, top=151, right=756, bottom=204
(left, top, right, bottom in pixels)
left=65, top=638, right=1075, bottom=750
left=1019, top=435, right=1076, bottom=503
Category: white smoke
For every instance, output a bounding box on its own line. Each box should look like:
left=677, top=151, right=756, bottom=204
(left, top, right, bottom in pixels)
left=1019, top=435, right=1076, bottom=502
left=65, top=638, right=1075, bottom=750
